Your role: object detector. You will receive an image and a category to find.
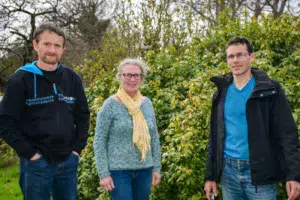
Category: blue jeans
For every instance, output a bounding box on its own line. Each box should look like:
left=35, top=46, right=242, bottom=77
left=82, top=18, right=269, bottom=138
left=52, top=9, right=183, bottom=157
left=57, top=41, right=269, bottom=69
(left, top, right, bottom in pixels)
left=110, top=167, right=152, bottom=200
left=19, top=153, right=79, bottom=200
left=221, top=156, right=278, bottom=200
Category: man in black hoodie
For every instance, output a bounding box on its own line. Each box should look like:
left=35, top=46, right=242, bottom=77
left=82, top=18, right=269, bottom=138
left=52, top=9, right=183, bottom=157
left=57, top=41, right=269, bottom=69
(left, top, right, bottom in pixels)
left=0, top=23, right=90, bottom=200
left=204, top=37, right=300, bottom=200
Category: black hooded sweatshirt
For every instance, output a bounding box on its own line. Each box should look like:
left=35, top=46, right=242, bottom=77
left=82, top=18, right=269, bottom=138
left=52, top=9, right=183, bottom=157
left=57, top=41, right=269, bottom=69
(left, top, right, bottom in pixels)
left=0, top=61, right=90, bottom=163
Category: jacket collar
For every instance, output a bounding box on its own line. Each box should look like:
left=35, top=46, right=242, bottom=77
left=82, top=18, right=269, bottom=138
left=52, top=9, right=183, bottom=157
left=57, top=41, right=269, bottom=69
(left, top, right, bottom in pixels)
left=17, top=61, right=63, bottom=75
left=210, top=67, right=274, bottom=92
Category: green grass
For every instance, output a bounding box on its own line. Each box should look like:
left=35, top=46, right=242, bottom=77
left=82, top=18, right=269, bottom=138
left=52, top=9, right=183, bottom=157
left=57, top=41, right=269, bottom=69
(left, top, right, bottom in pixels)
left=0, top=165, right=22, bottom=200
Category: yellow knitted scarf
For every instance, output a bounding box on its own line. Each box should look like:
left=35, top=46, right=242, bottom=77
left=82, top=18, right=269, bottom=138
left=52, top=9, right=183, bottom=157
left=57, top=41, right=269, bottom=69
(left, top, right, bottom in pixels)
left=117, top=87, right=151, bottom=161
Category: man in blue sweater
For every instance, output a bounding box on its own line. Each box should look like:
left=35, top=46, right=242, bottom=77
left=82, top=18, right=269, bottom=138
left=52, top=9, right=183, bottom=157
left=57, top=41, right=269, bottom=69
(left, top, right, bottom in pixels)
left=204, top=36, right=300, bottom=200
left=0, top=23, right=90, bottom=199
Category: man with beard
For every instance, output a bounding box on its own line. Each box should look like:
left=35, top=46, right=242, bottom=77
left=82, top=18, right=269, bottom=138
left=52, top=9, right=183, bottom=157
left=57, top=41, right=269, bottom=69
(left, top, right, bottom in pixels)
left=204, top=36, right=300, bottom=200
left=0, top=23, right=90, bottom=200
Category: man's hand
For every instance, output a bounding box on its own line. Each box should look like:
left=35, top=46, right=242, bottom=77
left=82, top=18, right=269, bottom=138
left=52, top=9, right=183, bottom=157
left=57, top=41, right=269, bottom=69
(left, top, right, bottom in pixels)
left=204, top=181, right=218, bottom=200
left=286, top=181, right=300, bottom=200
left=152, top=172, right=161, bottom=186
left=100, top=176, right=115, bottom=191
left=30, top=153, right=41, bottom=161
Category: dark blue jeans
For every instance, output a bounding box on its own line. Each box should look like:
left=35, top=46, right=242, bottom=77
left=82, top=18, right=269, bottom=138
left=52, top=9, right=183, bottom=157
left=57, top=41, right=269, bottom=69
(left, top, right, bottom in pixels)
left=221, top=156, right=278, bottom=200
left=110, top=167, right=152, bottom=200
left=19, top=153, right=79, bottom=200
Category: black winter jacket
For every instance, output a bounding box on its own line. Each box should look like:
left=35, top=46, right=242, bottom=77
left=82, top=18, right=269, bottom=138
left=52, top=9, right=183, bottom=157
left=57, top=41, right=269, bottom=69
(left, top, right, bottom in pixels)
left=0, top=62, right=90, bottom=163
left=205, top=68, right=300, bottom=186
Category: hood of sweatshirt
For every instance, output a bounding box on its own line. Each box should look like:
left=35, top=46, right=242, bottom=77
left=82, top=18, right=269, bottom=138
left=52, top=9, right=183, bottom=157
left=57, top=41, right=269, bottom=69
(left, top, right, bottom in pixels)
left=17, top=61, right=43, bottom=75
left=16, top=61, right=61, bottom=98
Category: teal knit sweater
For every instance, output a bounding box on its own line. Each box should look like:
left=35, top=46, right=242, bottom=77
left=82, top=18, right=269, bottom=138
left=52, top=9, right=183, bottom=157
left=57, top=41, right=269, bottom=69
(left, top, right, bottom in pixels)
left=94, top=96, right=161, bottom=179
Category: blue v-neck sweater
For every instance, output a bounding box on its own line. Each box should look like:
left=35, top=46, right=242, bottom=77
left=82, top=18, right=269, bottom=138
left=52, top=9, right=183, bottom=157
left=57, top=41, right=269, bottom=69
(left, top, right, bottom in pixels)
left=224, top=77, right=256, bottom=159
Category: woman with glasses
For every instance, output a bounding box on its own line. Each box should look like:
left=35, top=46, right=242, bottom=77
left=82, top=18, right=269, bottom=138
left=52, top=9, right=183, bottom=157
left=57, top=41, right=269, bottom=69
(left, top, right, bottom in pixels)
left=93, top=58, right=162, bottom=200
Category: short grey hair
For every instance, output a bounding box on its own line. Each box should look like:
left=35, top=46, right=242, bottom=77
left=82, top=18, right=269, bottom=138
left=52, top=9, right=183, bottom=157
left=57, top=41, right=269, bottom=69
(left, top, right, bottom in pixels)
left=116, top=58, right=147, bottom=81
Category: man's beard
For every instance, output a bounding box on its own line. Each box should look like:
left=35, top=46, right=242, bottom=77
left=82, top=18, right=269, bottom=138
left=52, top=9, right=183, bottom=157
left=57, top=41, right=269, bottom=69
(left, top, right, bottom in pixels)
left=42, top=55, right=59, bottom=65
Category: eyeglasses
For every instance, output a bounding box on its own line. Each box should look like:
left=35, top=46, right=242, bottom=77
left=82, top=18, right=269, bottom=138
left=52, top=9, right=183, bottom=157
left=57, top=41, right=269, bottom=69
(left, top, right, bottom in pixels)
left=121, top=73, right=143, bottom=80
left=227, top=52, right=249, bottom=60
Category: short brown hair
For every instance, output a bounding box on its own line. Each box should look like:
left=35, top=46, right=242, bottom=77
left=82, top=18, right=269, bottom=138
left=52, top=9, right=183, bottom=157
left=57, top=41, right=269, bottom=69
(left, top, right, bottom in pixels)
left=226, top=36, right=254, bottom=54
left=33, top=23, right=66, bottom=46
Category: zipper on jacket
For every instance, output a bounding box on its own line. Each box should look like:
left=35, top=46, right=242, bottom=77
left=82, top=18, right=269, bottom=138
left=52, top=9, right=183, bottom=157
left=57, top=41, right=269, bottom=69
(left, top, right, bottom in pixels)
left=214, top=87, right=227, bottom=181
left=246, top=102, right=258, bottom=194
left=53, top=83, right=58, bottom=95
left=34, top=74, right=61, bottom=138
left=34, top=74, right=59, bottom=97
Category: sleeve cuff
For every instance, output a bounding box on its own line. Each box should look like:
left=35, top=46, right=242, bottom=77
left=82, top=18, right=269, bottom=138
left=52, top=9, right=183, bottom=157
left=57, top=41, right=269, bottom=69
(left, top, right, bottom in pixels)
left=21, top=148, right=37, bottom=161
left=99, top=171, right=111, bottom=179
left=74, top=145, right=83, bottom=155
left=153, top=166, right=161, bottom=173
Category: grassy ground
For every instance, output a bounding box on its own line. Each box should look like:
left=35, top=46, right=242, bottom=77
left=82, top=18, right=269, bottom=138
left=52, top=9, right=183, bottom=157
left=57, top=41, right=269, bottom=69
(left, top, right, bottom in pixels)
left=0, top=165, right=22, bottom=200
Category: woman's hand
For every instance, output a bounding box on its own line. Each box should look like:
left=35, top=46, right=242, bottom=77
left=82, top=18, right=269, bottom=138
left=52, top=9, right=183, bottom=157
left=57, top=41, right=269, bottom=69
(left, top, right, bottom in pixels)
left=152, top=172, right=161, bottom=186
left=99, top=176, right=115, bottom=191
